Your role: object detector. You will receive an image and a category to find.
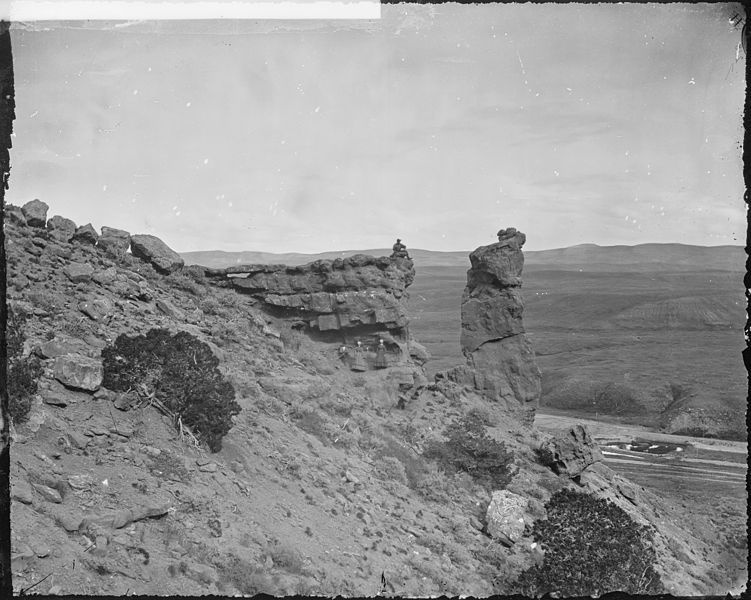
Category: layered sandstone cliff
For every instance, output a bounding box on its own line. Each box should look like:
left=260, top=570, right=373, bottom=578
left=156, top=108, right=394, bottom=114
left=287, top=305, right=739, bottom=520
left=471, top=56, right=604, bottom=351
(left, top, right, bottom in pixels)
left=202, top=255, right=415, bottom=338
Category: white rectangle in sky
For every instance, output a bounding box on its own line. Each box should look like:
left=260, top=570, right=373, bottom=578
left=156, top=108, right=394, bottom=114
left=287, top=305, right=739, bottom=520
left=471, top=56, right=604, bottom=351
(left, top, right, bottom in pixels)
left=2, top=1, right=381, bottom=20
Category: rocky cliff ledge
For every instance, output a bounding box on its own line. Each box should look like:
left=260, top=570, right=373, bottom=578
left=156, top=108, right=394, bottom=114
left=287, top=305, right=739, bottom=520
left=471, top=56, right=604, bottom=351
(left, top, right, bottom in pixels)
left=202, top=255, right=415, bottom=339
left=439, top=228, right=541, bottom=422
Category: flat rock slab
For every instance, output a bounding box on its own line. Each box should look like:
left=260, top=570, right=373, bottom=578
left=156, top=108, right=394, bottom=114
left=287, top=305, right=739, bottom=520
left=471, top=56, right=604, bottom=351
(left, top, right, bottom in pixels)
left=130, top=234, right=184, bottom=274
left=42, top=379, right=90, bottom=407
left=53, top=354, right=103, bottom=391
left=63, top=261, right=94, bottom=283
left=92, top=266, right=117, bottom=286
left=78, top=296, right=114, bottom=321
left=485, top=490, right=528, bottom=546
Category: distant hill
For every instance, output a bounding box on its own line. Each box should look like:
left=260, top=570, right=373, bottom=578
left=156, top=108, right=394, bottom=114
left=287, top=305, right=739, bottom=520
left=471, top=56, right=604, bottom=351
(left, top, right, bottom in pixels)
left=182, top=243, right=745, bottom=272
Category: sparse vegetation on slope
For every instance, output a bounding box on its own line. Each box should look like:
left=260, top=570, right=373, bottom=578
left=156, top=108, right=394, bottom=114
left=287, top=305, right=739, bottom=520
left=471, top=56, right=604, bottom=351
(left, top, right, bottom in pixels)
left=6, top=305, right=43, bottom=424
left=515, top=489, right=662, bottom=597
left=101, top=328, right=240, bottom=451
left=423, top=413, right=514, bottom=492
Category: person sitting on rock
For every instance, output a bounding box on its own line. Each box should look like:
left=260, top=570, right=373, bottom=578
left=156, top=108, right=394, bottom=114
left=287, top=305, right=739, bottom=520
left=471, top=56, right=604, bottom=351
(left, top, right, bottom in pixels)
left=391, top=238, right=410, bottom=259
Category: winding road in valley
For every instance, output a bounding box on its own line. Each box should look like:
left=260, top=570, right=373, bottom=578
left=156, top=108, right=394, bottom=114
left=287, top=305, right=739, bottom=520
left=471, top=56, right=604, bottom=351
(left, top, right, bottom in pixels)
left=534, top=410, right=747, bottom=488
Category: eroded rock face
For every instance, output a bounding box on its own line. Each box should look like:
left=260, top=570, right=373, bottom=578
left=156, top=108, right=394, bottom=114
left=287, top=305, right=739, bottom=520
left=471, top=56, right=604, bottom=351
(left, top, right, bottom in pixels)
left=130, top=234, right=185, bottom=274
left=446, top=228, right=541, bottom=421
left=205, top=254, right=415, bottom=337
left=539, top=424, right=603, bottom=477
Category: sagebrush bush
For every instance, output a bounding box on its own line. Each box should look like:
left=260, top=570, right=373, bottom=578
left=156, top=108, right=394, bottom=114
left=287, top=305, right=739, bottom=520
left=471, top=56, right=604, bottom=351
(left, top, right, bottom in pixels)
left=290, top=403, right=330, bottom=441
left=5, top=306, right=43, bottom=424
left=101, top=328, right=240, bottom=452
left=215, top=555, right=276, bottom=595
left=423, top=413, right=513, bottom=491
left=166, top=271, right=204, bottom=296
left=515, top=489, right=662, bottom=597
left=376, top=435, right=429, bottom=488
left=374, top=455, right=409, bottom=486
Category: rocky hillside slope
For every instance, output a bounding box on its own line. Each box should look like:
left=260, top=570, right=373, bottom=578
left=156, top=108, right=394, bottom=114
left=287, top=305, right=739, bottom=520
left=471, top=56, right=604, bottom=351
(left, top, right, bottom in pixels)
left=4, top=200, right=738, bottom=596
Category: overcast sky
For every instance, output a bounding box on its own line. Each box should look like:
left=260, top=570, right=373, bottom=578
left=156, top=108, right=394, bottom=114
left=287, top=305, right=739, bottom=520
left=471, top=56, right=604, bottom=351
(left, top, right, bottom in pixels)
left=7, top=3, right=746, bottom=253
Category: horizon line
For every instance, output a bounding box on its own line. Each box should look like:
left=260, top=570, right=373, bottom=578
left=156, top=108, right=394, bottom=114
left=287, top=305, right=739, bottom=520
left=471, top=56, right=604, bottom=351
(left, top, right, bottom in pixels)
left=177, top=241, right=746, bottom=255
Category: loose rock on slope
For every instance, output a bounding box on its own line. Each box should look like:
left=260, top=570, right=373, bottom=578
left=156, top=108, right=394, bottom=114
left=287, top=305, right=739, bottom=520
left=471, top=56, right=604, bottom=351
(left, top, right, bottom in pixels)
left=130, top=234, right=185, bottom=274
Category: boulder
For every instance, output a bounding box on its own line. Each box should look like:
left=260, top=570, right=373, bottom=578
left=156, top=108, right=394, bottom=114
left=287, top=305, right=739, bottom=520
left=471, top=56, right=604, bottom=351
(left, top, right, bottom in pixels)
left=130, top=234, right=185, bottom=274
left=33, top=483, right=63, bottom=504
left=78, top=296, right=114, bottom=322
left=97, top=226, right=131, bottom=258
left=72, top=223, right=99, bottom=245
left=47, top=215, right=77, bottom=242
left=539, top=424, right=603, bottom=477
left=6, top=205, right=27, bottom=226
left=485, top=490, right=528, bottom=546
left=63, top=261, right=94, bottom=283
left=53, top=354, right=103, bottom=391
left=92, top=266, right=117, bottom=286
left=21, top=199, right=49, bottom=227
left=11, top=478, right=33, bottom=504
left=55, top=508, right=85, bottom=532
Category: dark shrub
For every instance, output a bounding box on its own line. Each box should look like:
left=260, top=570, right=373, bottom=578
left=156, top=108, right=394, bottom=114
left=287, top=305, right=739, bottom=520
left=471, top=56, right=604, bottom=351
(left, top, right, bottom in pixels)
left=101, top=328, right=240, bottom=452
left=423, top=413, right=513, bottom=491
left=6, top=307, right=43, bottom=424
left=515, top=489, right=662, bottom=597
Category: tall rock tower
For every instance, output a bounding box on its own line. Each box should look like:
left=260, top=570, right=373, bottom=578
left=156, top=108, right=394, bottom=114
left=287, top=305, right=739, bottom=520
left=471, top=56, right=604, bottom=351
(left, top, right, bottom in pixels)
left=446, top=228, right=541, bottom=423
